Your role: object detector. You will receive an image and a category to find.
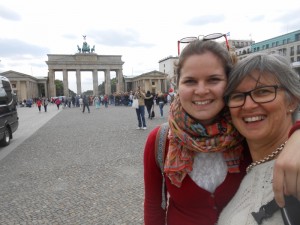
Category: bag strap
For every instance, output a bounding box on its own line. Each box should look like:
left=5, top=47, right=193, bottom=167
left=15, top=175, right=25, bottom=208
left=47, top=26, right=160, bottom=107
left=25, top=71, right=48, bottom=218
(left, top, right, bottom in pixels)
left=154, top=122, right=169, bottom=210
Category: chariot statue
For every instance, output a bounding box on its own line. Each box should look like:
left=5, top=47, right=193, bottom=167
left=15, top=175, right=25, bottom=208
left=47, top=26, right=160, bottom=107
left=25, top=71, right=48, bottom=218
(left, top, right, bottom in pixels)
left=77, top=35, right=95, bottom=54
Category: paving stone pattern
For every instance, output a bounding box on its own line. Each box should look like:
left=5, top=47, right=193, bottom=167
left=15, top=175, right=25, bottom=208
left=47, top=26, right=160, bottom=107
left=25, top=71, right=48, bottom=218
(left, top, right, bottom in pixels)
left=0, top=104, right=169, bottom=225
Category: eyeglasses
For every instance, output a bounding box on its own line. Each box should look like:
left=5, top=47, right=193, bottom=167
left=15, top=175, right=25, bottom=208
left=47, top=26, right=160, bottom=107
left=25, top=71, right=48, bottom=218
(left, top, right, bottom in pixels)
left=177, top=33, right=229, bottom=55
left=226, top=85, right=282, bottom=108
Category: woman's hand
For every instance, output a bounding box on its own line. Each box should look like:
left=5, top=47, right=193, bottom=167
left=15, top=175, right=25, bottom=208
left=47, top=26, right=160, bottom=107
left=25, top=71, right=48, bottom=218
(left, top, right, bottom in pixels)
left=273, top=129, right=300, bottom=207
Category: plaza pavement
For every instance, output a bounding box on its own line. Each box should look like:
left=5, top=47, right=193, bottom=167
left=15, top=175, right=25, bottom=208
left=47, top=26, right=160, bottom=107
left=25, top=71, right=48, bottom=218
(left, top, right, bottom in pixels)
left=0, top=103, right=169, bottom=225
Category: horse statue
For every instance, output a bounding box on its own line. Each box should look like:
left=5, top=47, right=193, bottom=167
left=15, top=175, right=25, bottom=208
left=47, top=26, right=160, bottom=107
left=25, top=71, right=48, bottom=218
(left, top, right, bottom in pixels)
left=91, top=45, right=95, bottom=53
left=77, top=45, right=81, bottom=53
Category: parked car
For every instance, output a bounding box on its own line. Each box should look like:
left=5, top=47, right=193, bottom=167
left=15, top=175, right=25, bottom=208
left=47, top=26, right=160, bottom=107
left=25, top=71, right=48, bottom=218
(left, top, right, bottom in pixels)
left=0, top=76, right=19, bottom=146
left=25, top=99, right=33, bottom=107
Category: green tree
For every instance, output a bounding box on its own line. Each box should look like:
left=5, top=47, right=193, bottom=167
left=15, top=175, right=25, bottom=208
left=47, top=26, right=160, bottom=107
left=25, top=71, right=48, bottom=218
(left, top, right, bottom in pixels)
left=55, top=80, right=76, bottom=97
left=55, top=80, right=63, bottom=96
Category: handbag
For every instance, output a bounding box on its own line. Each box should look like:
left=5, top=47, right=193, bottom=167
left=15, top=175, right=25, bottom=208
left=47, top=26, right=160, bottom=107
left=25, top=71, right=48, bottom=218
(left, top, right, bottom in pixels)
left=281, top=196, right=300, bottom=225
left=252, top=196, right=300, bottom=225
left=132, top=98, right=139, bottom=109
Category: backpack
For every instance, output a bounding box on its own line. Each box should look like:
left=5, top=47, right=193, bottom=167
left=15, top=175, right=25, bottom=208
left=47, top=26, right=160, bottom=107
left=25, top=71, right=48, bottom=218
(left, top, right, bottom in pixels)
left=154, top=122, right=169, bottom=209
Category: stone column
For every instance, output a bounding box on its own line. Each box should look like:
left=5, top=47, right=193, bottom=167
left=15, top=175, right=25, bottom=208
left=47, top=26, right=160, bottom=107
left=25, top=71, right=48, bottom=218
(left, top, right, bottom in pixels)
left=105, top=69, right=111, bottom=95
left=48, top=69, right=56, bottom=97
left=26, top=81, right=29, bottom=99
left=92, top=69, right=99, bottom=96
left=63, top=69, right=69, bottom=97
left=116, top=69, right=124, bottom=93
left=17, top=81, right=21, bottom=101
left=44, top=82, right=48, bottom=98
left=158, top=79, right=162, bottom=92
left=76, top=69, right=81, bottom=95
left=164, top=79, right=167, bottom=93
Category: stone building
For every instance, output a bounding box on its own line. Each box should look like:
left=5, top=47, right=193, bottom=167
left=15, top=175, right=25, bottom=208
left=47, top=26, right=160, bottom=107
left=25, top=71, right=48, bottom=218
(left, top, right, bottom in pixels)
left=124, top=70, right=168, bottom=93
left=0, top=70, right=47, bottom=102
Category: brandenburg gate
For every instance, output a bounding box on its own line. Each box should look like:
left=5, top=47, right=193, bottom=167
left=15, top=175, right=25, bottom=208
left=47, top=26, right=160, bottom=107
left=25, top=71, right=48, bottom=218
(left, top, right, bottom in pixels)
left=46, top=38, right=124, bottom=97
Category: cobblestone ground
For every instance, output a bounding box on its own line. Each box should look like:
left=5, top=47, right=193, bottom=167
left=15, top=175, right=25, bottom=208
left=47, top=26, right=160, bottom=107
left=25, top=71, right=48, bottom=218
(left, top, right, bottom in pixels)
left=0, top=104, right=169, bottom=225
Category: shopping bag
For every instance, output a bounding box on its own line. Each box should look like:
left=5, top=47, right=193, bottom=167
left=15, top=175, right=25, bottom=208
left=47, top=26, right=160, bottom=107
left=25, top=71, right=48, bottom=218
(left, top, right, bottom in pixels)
left=132, top=98, right=139, bottom=109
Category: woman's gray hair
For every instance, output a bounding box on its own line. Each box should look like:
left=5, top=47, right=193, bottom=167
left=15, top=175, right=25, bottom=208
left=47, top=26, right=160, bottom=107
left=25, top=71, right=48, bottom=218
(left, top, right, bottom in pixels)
left=225, top=52, right=300, bottom=121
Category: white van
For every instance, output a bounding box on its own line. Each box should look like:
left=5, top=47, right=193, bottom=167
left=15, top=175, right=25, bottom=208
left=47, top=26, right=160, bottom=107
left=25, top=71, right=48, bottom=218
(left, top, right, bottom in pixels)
left=0, top=76, right=19, bottom=146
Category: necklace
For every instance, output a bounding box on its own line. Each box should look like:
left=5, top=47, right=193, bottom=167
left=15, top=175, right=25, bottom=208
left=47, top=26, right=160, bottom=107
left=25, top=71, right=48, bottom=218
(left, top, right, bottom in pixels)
left=246, top=141, right=287, bottom=173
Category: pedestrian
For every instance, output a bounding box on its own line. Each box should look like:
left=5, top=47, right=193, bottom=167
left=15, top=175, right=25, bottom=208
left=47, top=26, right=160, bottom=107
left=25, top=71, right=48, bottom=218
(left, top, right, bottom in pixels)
left=82, top=95, right=90, bottom=113
left=55, top=98, right=61, bottom=110
left=103, top=94, right=109, bottom=108
left=156, top=91, right=165, bottom=118
left=94, top=96, right=100, bottom=109
left=79, top=96, right=83, bottom=108
left=135, top=86, right=147, bottom=130
left=36, top=98, right=42, bottom=112
left=144, top=91, right=154, bottom=119
left=143, top=38, right=300, bottom=225
left=218, top=53, right=300, bottom=224
left=43, top=97, right=48, bottom=112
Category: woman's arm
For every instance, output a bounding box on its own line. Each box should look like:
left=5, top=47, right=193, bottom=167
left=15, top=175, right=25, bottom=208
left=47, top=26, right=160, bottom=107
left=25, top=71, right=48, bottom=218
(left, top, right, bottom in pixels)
left=144, top=127, right=166, bottom=225
left=273, top=128, right=300, bottom=207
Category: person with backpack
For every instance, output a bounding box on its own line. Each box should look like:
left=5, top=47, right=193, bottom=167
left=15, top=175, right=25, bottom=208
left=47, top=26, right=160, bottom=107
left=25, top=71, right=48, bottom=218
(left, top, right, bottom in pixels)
left=82, top=95, right=90, bottom=113
left=143, top=38, right=300, bottom=225
left=144, top=91, right=154, bottom=119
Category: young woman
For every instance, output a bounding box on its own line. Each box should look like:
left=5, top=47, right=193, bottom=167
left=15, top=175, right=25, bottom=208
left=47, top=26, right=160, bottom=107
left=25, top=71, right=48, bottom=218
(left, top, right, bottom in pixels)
left=144, top=40, right=300, bottom=225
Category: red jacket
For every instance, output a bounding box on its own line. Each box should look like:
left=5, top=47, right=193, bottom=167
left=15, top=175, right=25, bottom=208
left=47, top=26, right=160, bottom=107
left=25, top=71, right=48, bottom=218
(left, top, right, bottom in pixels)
left=144, top=126, right=250, bottom=225
left=36, top=100, right=42, bottom=107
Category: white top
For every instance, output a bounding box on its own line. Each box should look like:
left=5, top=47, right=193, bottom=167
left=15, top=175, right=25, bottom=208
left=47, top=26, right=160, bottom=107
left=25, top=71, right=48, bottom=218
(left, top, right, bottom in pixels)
left=189, top=152, right=227, bottom=193
left=218, top=160, right=283, bottom=225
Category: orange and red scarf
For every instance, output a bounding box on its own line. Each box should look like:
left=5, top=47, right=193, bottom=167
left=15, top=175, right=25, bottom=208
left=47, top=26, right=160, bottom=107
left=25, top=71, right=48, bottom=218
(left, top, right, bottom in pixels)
left=164, top=96, right=244, bottom=187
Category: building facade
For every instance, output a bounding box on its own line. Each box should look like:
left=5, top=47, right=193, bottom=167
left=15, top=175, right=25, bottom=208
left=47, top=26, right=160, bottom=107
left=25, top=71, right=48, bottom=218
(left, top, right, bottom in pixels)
left=124, top=70, right=168, bottom=94
left=158, top=56, right=178, bottom=89
left=235, top=29, right=300, bottom=74
left=0, top=70, right=47, bottom=102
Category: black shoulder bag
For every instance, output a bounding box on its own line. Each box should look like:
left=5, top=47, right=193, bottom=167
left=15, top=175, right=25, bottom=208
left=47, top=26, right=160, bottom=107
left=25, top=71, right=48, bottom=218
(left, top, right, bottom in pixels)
left=252, top=196, right=300, bottom=225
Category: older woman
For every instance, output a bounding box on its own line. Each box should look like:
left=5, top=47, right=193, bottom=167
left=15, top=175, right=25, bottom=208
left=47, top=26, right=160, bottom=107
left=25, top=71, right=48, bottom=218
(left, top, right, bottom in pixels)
left=218, top=53, right=300, bottom=224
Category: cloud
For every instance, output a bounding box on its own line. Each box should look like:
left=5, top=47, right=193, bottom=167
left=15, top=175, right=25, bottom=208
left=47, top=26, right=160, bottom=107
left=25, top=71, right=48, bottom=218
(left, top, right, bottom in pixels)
left=0, top=5, right=21, bottom=21
left=186, top=15, right=226, bottom=26
left=249, top=15, right=265, bottom=22
left=273, top=8, right=300, bottom=32
left=87, top=29, right=154, bottom=48
left=62, top=33, right=78, bottom=40
left=0, top=38, right=49, bottom=57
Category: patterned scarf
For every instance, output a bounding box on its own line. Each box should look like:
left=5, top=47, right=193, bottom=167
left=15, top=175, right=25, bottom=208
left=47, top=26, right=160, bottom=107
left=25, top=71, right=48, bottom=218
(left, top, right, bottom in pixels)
left=164, top=95, right=244, bottom=188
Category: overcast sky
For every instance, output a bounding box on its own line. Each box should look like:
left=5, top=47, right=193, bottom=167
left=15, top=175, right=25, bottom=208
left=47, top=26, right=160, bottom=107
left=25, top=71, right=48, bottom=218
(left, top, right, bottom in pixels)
left=1, top=0, right=300, bottom=93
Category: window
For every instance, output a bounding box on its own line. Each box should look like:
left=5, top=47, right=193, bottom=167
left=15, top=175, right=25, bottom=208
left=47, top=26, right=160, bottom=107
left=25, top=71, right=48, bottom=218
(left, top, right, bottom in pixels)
left=297, top=45, right=300, bottom=54
left=291, top=57, right=294, bottom=62
left=272, top=42, right=275, bottom=47
left=266, top=44, right=269, bottom=49
left=0, top=80, right=12, bottom=105
left=297, top=56, right=300, bottom=62
left=152, top=81, right=155, bottom=86
left=290, top=46, right=294, bottom=56
left=282, top=48, right=287, bottom=56
left=12, top=84, right=16, bottom=88
left=283, top=39, right=286, bottom=44
left=276, top=41, right=279, bottom=46
left=287, top=38, right=291, bottom=43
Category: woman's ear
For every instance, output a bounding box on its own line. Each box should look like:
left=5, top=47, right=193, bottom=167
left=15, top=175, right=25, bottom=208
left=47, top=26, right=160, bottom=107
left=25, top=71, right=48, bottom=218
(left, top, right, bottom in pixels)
left=287, top=97, right=299, bottom=114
